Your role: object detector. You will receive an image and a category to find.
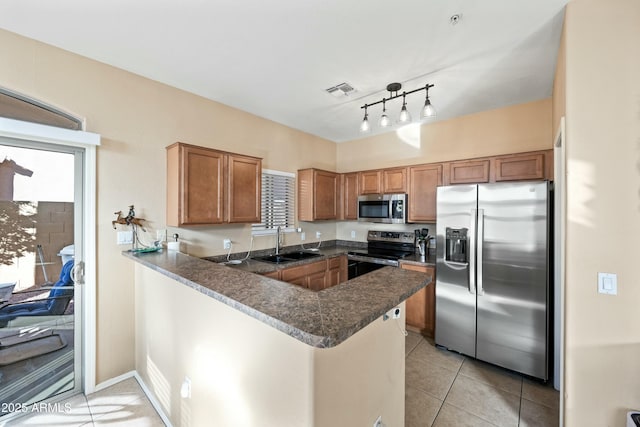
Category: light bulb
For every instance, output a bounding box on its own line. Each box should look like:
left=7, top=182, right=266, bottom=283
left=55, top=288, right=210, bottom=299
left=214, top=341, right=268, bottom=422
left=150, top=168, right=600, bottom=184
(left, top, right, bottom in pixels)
left=380, top=112, right=391, bottom=127
left=398, top=99, right=412, bottom=123
left=360, top=114, right=370, bottom=133
left=379, top=100, right=391, bottom=127
left=420, top=98, right=436, bottom=119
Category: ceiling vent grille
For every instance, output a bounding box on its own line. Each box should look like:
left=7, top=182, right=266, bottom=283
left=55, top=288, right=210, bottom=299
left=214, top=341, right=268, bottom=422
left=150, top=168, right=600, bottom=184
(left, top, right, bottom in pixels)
left=325, top=82, right=356, bottom=97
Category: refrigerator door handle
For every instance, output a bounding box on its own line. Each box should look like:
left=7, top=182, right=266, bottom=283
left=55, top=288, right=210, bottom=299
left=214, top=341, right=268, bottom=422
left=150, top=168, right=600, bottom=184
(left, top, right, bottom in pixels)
left=477, top=208, right=485, bottom=296
left=469, top=209, right=477, bottom=294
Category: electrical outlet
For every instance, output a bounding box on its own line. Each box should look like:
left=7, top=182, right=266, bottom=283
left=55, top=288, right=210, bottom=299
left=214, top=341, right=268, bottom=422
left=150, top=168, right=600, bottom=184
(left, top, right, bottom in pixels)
left=156, top=229, right=166, bottom=241
left=180, top=376, right=191, bottom=399
left=223, top=239, right=231, bottom=250
left=316, top=231, right=322, bottom=239
left=373, top=415, right=382, bottom=427
left=117, top=231, right=133, bottom=245
left=301, top=232, right=306, bottom=241
left=351, top=230, right=356, bottom=238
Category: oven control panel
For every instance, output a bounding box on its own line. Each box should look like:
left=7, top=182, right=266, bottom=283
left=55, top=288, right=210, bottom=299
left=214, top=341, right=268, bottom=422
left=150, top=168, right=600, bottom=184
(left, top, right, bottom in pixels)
left=367, top=230, right=415, bottom=244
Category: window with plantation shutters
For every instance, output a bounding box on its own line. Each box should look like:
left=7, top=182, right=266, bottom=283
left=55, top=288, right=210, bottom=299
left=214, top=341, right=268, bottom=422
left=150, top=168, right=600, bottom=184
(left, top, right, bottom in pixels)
left=252, top=170, right=295, bottom=235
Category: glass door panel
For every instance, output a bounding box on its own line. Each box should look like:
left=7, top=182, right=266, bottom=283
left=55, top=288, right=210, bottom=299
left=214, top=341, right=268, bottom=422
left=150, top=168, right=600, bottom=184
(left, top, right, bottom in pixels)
left=0, top=140, right=83, bottom=418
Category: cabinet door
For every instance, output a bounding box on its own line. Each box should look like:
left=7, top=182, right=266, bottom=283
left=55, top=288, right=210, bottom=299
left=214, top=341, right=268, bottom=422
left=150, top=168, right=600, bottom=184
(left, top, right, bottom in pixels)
left=447, top=160, right=490, bottom=184
left=401, top=264, right=435, bottom=337
left=262, top=270, right=280, bottom=280
left=383, top=167, right=407, bottom=193
left=494, top=152, right=545, bottom=182
left=308, top=270, right=328, bottom=291
left=314, top=170, right=339, bottom=220
left=359, top=170, right=382, bottom=194
left=326, top=255, right=347, bottom=288
left=228, top=154, right=262, bottom=223
left=172, top=144, right=225, bottom=225
left=342, top=173, right=359, bottom=220
left=408, top=164, right=442, bottom=223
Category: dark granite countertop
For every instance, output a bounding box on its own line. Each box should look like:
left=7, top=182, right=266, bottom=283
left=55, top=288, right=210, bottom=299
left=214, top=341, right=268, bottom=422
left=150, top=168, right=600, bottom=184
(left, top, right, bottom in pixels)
left=123, top=249, right=430, bottom=349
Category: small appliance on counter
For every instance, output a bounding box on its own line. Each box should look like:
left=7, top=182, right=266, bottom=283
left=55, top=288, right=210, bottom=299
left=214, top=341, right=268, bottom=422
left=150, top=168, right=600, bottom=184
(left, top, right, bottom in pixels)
left=414, top=228, right=431, bottom=260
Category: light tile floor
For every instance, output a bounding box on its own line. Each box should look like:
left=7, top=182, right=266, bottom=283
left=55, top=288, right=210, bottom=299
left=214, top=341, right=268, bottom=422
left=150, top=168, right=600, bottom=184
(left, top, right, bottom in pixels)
left=1, top=377, right=165, bottom=427
left=3, top=332, right=559, bottom=426
left=405, top=331, right=560, bottom=427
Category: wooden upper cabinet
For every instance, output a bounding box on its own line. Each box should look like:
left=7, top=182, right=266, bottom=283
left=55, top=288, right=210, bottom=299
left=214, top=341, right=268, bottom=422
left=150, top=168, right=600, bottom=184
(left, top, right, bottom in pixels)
left=383, top=167, right=407, bottom=193
left=341, top=172, right=359, bottom=220
left=298, top=168, right=339, bottom=221
left=446, top=159, right=490, bottom=185
left=227, top=154, right=261, bottom=223
left=408, top=164, right=442, bottom=223
left=359, top=170, right=382, bottom=195
left=493, top=152, right=545, bottom=182
left=166, top=142, right=261, bottom=226
left=167, top=143, right=225, bottom=226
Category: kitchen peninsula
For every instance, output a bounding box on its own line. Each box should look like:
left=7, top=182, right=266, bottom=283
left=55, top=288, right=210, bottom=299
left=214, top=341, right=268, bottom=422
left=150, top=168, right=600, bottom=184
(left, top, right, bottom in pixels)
left=124, top=249, right=430, bottom=427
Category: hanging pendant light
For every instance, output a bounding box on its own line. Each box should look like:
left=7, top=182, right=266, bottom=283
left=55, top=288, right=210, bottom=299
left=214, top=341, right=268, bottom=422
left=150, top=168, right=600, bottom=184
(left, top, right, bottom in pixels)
left=360, top=104, right=370, bottom=133
left=420, top=84, right=436, bottom=119
left=379, top=99, right=391, bottom=127
left=398, top=93, right=412, bottom=124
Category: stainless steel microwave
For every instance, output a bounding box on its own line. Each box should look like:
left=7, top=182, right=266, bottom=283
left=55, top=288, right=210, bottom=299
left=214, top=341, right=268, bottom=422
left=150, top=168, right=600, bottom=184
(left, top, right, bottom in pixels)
left=357, top=194, right=407, bottom=224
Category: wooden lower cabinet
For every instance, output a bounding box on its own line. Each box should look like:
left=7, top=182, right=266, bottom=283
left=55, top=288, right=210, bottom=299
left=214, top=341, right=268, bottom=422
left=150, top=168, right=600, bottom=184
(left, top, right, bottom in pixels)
left=327, top=255, right=348, bottom=287
left=400, top=263, right=435, bottom=338
left=262, top=270, right=280, bottom=279
left=262, top=255, right=347, bottom=291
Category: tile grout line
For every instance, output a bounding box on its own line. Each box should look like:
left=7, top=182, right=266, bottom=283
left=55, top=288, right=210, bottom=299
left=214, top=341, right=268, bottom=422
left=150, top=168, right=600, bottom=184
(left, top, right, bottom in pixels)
left=517, top=376, right=524, bottom=426
left=428, top=352, right=466, bottom=427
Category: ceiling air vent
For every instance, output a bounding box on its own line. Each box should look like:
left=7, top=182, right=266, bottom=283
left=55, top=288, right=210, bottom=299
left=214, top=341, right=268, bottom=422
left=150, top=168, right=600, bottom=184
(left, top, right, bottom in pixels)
left=325, top=82, right=356, bottom=98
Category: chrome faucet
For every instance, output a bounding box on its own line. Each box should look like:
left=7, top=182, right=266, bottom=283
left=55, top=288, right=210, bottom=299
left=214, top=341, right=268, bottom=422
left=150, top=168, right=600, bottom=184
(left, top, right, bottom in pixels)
left=275, top=226, right=282, bottom=255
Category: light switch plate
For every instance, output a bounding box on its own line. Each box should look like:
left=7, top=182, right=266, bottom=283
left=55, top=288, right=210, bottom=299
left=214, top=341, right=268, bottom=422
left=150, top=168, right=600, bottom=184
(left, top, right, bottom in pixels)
left=598, top=272, right=617, bottom=295
left=117, top=231, right=133, bottom=245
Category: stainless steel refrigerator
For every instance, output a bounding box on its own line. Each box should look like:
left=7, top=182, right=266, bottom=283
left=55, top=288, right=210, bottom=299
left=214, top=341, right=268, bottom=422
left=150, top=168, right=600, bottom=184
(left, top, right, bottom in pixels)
left=435, top=181, right=550, bottom=380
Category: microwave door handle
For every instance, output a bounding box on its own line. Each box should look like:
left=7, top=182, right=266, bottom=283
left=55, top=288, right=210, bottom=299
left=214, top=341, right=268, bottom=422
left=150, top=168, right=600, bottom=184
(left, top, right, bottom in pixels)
left=468, top=209, right=477, bottom=295
left=477, top=209, right=484, bottom=296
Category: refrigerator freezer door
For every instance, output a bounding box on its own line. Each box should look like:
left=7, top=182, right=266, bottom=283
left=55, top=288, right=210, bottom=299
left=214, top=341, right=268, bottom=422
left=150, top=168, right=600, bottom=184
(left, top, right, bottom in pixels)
left=476, top=182, right=549, bottom=379
left=435, top=185, right=478, bottom=357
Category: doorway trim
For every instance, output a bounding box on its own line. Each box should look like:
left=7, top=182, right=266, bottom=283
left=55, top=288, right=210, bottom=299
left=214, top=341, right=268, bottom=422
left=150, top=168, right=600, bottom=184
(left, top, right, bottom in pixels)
left=0, top=116, right=100, bottom=393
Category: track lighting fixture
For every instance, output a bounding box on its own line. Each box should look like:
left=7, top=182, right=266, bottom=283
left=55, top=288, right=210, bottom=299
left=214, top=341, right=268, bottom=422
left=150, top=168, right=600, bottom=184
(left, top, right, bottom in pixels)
left=359, top=82, right=435, bottom=131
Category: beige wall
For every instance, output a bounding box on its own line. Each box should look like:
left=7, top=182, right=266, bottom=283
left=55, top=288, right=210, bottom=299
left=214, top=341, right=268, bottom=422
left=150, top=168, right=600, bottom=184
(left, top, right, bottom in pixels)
left=336, top=98, right=553, bottom=172
left=563, top=0, right=640, bottom=425
left=0, top=28, right=336, bottom=383
left=135, top=264, right=404, bottom=427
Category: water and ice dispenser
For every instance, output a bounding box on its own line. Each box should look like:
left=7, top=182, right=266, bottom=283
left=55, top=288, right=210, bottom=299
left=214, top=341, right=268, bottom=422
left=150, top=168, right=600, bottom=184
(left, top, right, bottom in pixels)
left=445, top=227, right=468, bottom=263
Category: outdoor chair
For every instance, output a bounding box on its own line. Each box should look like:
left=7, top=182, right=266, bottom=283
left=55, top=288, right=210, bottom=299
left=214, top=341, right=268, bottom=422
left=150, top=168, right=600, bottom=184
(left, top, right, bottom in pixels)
left=0, top=260, right=74, bottom=327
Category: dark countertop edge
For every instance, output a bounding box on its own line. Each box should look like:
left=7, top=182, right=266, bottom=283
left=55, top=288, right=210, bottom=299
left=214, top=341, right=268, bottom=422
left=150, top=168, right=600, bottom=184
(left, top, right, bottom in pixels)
left=123, top=250, right=430, bottom=349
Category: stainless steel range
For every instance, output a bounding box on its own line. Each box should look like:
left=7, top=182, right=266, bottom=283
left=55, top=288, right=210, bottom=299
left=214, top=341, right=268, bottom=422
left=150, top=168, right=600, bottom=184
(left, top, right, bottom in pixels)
left=347, top=230, right=415, bottom=279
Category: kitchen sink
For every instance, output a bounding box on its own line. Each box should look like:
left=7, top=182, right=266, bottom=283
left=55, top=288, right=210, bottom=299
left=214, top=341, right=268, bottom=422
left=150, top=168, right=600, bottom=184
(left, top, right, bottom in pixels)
left=252, top=254, right=293, bottom=264
left=252, top=251, right=322, bottom=264
left=279, top=251, right=322, bottom=260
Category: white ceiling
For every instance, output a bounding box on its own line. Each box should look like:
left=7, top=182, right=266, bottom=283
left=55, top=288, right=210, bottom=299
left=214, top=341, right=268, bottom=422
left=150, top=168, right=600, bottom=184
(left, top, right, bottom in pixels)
left=0, top=0, right=567, bottom=143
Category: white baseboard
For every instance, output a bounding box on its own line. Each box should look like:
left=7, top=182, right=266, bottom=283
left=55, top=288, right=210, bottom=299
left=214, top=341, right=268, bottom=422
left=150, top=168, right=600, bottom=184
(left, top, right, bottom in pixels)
left=91, top=370, right=172, bottom=427
left=91, top=370, right=136, bottom=393
left=133, top=373, right=173, bottom=427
